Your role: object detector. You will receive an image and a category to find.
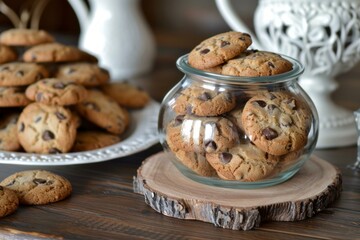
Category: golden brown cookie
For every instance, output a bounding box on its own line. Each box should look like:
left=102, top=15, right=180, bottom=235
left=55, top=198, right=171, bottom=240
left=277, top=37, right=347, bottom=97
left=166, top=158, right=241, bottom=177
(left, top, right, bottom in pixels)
left=72, top=131, right=121, bottom=152
left=0, top=62, right=49, bottom=87
left=100, top=81, right=150, bottom=108
left=0, top=44, right=17, bottom=64
left=75, top=89, right=129, bottom=135
left=188, top=31, right=252, bottom=70
left=55, top=63, right=109, bottom=87
left=0, top=112, right=21, bottom=151
left=17, top=102, right=78, bottom=154
left=0, top=86, right=31, bottom=107
left=0, top=186, right=19, bottom=217
left=25, top=78, right=88, bottom=106
left=0, top=28, right=54, bottom=46
left=0, top=170, right=72, bottom=205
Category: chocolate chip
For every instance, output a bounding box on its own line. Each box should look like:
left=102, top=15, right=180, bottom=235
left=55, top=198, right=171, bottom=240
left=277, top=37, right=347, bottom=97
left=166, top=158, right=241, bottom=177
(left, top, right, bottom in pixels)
left=286, top=99, right=297, bottom=110
left=5, top=180, right=15, bottom=186
left=220, top=41, right=230, bottom=47
left=0, top=66, right=9, bottom=71
left=200, top=48, right=210, bottom=55
left=174, top=115, right=184, bottom=126
left=16, top=70, right=24, bottom=77
left=31, top=54, right=37, bottom=61
left=205, top=140, right=217, bottom=151
left=198, top=92, right=212, bottom=101
left=224, top=92, right=233, bottom=102
left=35, top=116, right=42, bottom=123
left=66, top=68, right=76, bottom=74
left=19, top=122, right=25, bottom=132
left=269, top=93, right=277, bottom=100
left=55, top=112, right=66, bottom=120
left=239, top=37, right=246, bottom=41
left=36, top=92, right=43, bottom=102
left=268, top=104, right=278, bottom=111
left=268, top=62, right=275, bottom=68
left=33, top=178, right=47, bottom=184
left=186, top=105, right=193, bottom=115
left=219, top=152, right=232, bottom=164
left=53, top=82, right=66, bottom=89
left=253, top=100, right=267, bottom=108
left=42, top=130, right=55, bottom=141
left=262, top=127, right=278, bottom=140
left=49, top=148, right=62, bottom=154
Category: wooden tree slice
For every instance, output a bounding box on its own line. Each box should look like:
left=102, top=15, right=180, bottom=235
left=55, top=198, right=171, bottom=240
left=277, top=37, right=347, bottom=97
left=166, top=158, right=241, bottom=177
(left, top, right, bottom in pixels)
left=133, top=152, right=342, bottom=231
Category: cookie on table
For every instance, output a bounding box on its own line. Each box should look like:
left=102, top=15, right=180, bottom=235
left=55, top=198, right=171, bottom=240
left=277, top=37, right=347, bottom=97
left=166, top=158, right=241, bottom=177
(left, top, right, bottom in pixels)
left=0, top=186, right=19, bottom=217
left=0, top=62, right=49, bottom=87
left=25, top=78, right=88, bottom=106
left=206, top=143, right=279, bottom=181
left=0, top=28, right=54, bottom=46
left=173, top=149, right=217, bottom=177
left=17, top=102, right=78, bottom=154
left=0, top=44, right=17, bottom=64
left=166, top=115, right=239, bottom=153
left=100, top=81, right=150, bottom=108
left=241, top=91, right=311, bottom=156
left=75, top=89, right=129, bottom=135
left=188, top=31, right=252, bottom=70
left=0, top=86, right=31, bottom=107
left=22, top=43, right=85, bottom=63
left=173, top=86, right=236, bottom=116
left=0, top=112, right=21, bottom=151
left=72, top=131, right=121, bottom=152
left=222, top=51, right=293, bottom=77
left=55, top=63, right=109, bottom=87
left=0, top=170, right=72, bottom=205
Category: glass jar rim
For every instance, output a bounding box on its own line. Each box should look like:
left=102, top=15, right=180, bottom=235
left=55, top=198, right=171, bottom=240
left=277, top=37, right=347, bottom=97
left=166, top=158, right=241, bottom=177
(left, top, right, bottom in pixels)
left=176, top=53, right=304, bottom=85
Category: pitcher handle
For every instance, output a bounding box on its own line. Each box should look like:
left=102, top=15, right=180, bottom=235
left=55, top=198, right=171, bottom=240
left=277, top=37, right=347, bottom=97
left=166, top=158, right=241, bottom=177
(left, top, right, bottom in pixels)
left=215, top=0, right=262, bottom=49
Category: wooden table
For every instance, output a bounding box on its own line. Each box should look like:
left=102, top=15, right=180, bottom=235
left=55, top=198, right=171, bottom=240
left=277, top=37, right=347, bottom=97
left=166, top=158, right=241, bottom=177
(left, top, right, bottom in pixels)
left=0, top=31, right=359, bottom=240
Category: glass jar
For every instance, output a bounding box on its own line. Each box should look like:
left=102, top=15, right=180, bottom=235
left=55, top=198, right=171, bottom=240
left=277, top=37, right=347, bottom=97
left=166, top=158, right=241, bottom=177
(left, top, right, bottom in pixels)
left=158, top=54, right=319, bottom=189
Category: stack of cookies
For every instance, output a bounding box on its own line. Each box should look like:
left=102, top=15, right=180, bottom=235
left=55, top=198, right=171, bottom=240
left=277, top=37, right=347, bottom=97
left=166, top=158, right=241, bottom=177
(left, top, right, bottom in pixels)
left=0, top=28, right=150, bottom=154
left=165, top=31, right=312, bottom=182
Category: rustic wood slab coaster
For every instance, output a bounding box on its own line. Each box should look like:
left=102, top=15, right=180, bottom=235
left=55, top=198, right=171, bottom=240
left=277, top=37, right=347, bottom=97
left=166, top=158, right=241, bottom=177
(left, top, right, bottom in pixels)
left=133, top=152, right=342, bottom=231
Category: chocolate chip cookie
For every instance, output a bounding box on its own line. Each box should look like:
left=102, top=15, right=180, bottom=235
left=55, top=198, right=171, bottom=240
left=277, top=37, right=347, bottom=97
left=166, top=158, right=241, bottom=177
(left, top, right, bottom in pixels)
left=0, top=28, right=54, bottom=46
left=0, top=112, right=21, bottom=151
left=75, top=89, right=129, bottom=135
left=0, top=186, right=19, bottom=217
left=25, top=78, right=88, bottom=106
left=206, top=143, right=279, bottom=181
left=241, top=91, right=311, bottom=155
left=173, top=86, right=236, bottom=116
left=0, top=86, right=31, bottom=107
left=166, top=115, right=239, bottom=153
left=17, top=102, right=78, bottom=154
left=0, top=44, right=17, bottom=64
left=188, top=31, right=252, bottom=69
left=0, top=170, right=72, bottom=205
left=72, top=130, right=121, bottom=152
left=0, top=62, right=49, bottom=87
left=222, top=51, right=293, bottom=77
left=55, top=63, right=109, bottom=87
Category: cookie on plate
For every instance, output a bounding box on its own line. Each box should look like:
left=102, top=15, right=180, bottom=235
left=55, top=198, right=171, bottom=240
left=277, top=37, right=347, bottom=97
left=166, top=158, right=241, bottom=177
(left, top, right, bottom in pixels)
left=25, top=78, right=88, bottom=106
left=0, top=170, right=72, bottom=205
left=100, top=81, right=150, bottom=108
left=173, top=86, right=236, bottom=116
left=72, top=131, right=121, bottom=152
left=222, top=51, right=293, bottom=77
left=206, top=143, right=279, bottom=181
left=0, top=28, right=54, bottom=46
left=23, top=43, right=84, bottom=63
left=0, top=62, right=49, bottom=87
left=55, top=63, right=109, bottom=87
left=0, top=112, right=21, bottom=151
left=166, top=115, right=239, bottom=153
left=0, top=44, right=17, bottom=64
left=188, top=31, right=252, bottom=70
left=17, top=102, right=78, bottom=154
left=75, top=89, right=129, bottom=135
left=0, top=86, right=31, bottom=107
left=241, top=91, right=311, bottom=156
left=0, top=186, right=19, bottom=217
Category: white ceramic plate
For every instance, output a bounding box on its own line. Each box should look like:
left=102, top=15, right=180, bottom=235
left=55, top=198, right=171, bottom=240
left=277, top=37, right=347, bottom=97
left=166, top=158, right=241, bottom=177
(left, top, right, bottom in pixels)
left=0, top=100, right=160, bottom=165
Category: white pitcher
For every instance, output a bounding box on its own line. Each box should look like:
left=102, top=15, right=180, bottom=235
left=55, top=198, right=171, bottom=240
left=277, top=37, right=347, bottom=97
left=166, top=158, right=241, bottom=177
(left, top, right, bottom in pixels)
left=215, top=0, right=360, bottom=148
left=68, top=0, right=156, bottom=80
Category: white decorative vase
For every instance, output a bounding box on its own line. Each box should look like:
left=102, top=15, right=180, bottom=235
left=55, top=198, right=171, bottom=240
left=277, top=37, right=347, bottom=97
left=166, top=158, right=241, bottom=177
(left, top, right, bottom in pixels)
left=68, top=0, right=156, bottom=80
left=216, top=0, right=360, bottom=148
